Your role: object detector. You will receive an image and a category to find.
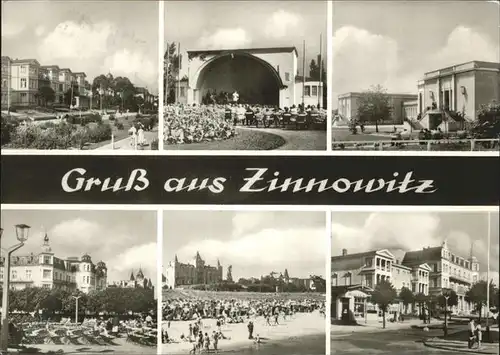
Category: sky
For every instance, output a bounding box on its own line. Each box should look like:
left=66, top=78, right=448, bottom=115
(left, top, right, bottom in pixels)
left=1, top=1, right=159, bottom=93
left=163, top=211, right=326, bottom=280
left=332, top=211, right=500, bottom=285
left=1, top=210, right=157, bottom=286
left=332, top=1, right=500, bottom=108
left=165, top=1, right=327, bottom=79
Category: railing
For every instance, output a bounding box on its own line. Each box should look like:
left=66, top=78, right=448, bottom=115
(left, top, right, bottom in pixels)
left=332, top=138, right=500, bottom=151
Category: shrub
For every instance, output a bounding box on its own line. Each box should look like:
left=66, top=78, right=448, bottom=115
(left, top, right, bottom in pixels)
left=109, top=114, right=116, bottom=121
left=151, top=138, right=159, bottom=150
left=1, top=114, right=19, bottom=145
left=86, top=123, right=112, bottom=143
left=115, top=122, right=125, bottom=130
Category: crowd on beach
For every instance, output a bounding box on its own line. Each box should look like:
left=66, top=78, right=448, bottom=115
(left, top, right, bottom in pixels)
left=161, top=296, right=325, bottom=352
left=3, top=314, right=157, bottom=348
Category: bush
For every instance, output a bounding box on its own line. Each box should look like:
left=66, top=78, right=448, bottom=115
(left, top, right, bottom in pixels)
left=109, top=114, right=116, bottom=121
left=1, top=114, right=19, bottom=145
left=115, top=121, right=125, bottom=130
left=86, top=123, right=112, bottom=143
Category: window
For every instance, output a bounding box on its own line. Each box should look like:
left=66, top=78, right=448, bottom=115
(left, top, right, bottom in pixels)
left=285, top=72, right=290, bottom=82
left=43, top=284, right=51, bottom=289
left=312, top=86, right=318, bottom=96
left=365, top=257, right=372, bottom=267
left=26, top=270, right=32, bottom=280
left=20, top=93, right=27, bottom=102
left=304, top=86, right=311, bottom=96
left=20, top=65, right=27, bottom=73
left=180, top=87, right=186, bottom=97
left=20, top=78, right=27, bottom=88
left=43, top=269, right=51, bottom=279
left=12, top=270, right=17, bottom=279
left=44, top=256, right=51, bottom=264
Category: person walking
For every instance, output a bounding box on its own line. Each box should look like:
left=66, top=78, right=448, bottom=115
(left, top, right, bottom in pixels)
left=475, top=322, right=483, bottom=349
left=468, top=318, right=476, bottom=349
left=247, top=320, right=254, bottom=339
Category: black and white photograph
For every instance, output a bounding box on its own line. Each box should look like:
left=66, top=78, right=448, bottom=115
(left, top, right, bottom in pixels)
left=163, top=1, right=327, bottom=151
left=331, top=1, right=500, bottom=151
left=0, top=210, right=158, bottom=354
left=1, top=1, right=159, bottom=151
left=161, top=211, right=326, bottom=354
left=331, top=210, right=500, bottom=355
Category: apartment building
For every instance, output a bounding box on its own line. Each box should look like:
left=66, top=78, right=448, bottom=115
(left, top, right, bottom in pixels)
left=0, top=233, right=107, bottom=294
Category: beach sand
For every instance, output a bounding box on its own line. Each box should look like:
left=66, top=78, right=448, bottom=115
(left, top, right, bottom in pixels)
left=162, top=310, right=326, bottom=354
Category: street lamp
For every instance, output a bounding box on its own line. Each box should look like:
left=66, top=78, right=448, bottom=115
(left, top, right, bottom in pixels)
left=443, top=295, right=449, bottom=338
left=72, top=296, right=81, bottom=324
left=1, top=224, right=30, bottom=352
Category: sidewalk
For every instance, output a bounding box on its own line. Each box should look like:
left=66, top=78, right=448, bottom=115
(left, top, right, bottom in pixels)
left=331, top=319, right=443, bottom=334
left=424, top=338, right=499, bottom=354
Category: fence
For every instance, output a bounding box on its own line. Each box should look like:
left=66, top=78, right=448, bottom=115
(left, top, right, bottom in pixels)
left=332, top=138, right=500, bottom=151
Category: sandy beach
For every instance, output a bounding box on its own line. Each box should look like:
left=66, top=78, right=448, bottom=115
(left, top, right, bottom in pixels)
left=162, top=310, right=326, bottom=354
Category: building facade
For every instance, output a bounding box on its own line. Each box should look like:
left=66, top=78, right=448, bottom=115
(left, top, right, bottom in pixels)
left=331, top=241, right=479, bottom=322
left=185, top=47, right=298, bottom=108
left=7, top=58, right=41, bottom=107
left=164, top=252, right=223, bottom=289
left=0, top=233, right=107, bottom=294
left=416, top=61, right=500, bottom=122
left=337, top=92, right=418, bottom=124
left=113, top=268, right=154, bottom=289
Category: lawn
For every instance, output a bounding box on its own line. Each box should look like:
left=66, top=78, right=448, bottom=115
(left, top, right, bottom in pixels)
left=164, top=128, right=286, bottom=150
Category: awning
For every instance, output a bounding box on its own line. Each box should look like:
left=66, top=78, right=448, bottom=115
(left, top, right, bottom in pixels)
left=345, top=290, right=369, bottom=298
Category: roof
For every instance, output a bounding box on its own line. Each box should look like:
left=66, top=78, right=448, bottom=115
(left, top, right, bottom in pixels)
left=73, top=72, right=86, bottom=77
left=187, top=46, right=298, bottom=57
left=11, top=58, right=40, bottom=66
left=338, top=92, right=418, bottom=99
left=59, top=68, right=72, bottom=72
left=41, top=65, right=60, bottom=70
left=424, top=60, right=500, bottom=75
left=402, top=247, right=442, bottom=265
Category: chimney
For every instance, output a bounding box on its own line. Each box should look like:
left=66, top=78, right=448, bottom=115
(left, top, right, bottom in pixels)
left=342, top=249, right=347, bottom=256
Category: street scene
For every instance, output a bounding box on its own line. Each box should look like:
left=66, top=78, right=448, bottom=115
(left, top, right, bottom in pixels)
left=162, top=211, right=327, bottom=354
left=331, top=211, right=500, bottom=355
left=331, top=1, right=500, bottom=151
left=163, top=1, right=327, bottom=151
left=1, top=1, right=159, bottom=150
left=0, top=210, right=158, bottom=354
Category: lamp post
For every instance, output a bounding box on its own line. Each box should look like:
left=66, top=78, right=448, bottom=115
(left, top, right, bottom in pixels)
left=443, top=295, right=449, bottom=337
left=1, top=224, right=31, bottom=352
left=72, top=296, right=81, bottom=324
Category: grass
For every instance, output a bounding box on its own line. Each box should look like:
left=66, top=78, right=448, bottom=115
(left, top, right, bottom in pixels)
left=164, top=128, right=286, bottom=150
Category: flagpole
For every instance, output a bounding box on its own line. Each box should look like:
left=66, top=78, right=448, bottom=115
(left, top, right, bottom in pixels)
left=302, top=40, right=306, bottom=107
left=486, top=212, right=491, bottom=327
left=318, top=33, right=323, bottom=108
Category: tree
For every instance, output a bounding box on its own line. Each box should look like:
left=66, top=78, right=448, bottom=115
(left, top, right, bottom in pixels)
left=371, top=279, right=397, bottom=328
left=470, top=100, right=500, bottom=139
left=399, top=287, right=414, bottom=314
left=63, top=84, right=79, bottom=107
left=38, top=86, right=55, bottom=106
left=437, top=289, right=458, bottom=320
left=309, top=57, right=327, bottom=108
left=310, top=275, right=326, bottom=293
left=164, top=42, right=182, bottom=104
left=356, top=85, right=392, bottom=133
left=465, top=280, right=496, bottom=321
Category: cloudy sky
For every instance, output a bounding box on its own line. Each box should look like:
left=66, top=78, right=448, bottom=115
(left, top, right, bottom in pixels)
left=164, top=211, right=326, bottom=280
left=1, top=210, right=157, bottom=285
left=165, top=1, right=327, bottom=79
left=1, top=1, right=158, bottom=93
left=332, top=1, right=499, bottom=108
left=332, top=211, right=500, bottom=285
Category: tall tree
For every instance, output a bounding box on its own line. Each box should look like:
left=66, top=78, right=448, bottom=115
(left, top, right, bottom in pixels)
left=465, top=280, right=496, bottom=321
left=399, top=287, right=414, bottom=314
left=309, top=56, right=327, bottom=108
left=38, top=86, right=56, bottom=107
left=310, top=275, right=326, bottom=293
left=164, top=42, right=182, bottom=104
left=371, top=279, right=397, bottom=329
left=437, top=289, right=458, bottom=320
left=357, top=85, right=393, bottom=133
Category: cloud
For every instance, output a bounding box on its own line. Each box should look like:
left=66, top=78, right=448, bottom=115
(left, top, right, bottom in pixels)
left=177, top=227, right=325, bottom=280
left=103, top=49, right=156, bottom=88
left=107, top=242, right=157, bottom=286
left=35, top=25, right=46, bottom=37
left=264, top=10, right=303, bottom=39
left=434, top=26, right=499, bottom=66
left=331, top=25, right=499, bottom=107
left=332, top=212, right=499, bottom=274
left=1, top=22, right=25, bottom=37
left=197, top=28, right=252, bottom=50
left=37, top=21, right=115, bottom=61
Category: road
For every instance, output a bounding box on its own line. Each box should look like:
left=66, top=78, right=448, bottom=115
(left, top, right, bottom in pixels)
left=331, top=324, right=468, bottom=355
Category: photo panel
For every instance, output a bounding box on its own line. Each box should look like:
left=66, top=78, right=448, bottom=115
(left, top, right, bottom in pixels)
left=162, top=1, right=328, bottom=151
left=161, top=210, right=327, bottom=354
left=330, top=209, right=500, bottom=354
left=331, top=1, right=500, bottom=152
left=0, top=209, right=158, bottom=353
left=1, top=1, right=159, bottom=151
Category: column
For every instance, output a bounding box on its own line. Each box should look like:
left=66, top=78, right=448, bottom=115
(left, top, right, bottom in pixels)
left=436, top=77, right=441, bottom=108
left=451, top=74, right=456, bottom=111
